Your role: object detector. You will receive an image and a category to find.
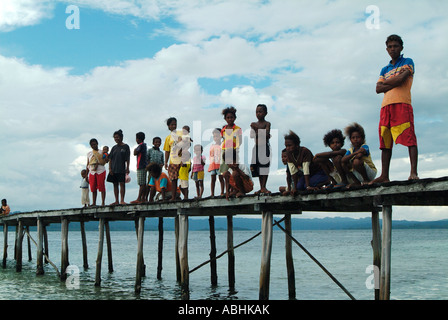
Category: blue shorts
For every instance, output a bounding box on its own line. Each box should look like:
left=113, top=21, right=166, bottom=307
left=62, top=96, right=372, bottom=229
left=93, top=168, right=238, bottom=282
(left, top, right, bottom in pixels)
left=297, top=170, right=328, bottom=190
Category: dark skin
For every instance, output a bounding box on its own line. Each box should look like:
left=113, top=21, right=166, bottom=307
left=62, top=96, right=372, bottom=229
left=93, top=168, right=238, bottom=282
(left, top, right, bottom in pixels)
left=372, top=40, right=418, bottom=183
left=250, top=106, right=271, bottom=194
left=314, top=137, right=347, bottom=186
left=341, top=131, right=369, bottom=188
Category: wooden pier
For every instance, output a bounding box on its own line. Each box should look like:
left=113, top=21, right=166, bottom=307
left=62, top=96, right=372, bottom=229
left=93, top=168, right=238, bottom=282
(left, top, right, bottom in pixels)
left=1, top=176, right=448, bottom=300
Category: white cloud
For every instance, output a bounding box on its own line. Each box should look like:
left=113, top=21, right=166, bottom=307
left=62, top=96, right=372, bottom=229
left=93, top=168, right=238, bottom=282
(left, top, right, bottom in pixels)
left=1, top=0, right=447, bottom=219
left=0, top=0, right=55, bottom=31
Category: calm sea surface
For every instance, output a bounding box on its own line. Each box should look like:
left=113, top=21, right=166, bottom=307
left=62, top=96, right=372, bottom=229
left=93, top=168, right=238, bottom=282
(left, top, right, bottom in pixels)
left=0, top=227, right=447, bottom=300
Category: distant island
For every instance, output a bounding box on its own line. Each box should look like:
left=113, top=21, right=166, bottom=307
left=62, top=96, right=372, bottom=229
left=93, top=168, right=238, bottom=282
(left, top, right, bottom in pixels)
left=36, top=216, right=448, bottom=232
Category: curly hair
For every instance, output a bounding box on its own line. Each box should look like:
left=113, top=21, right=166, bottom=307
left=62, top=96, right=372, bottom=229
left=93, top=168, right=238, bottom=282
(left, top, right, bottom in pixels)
left=323, top=129, right=345, bottom=147
left=222, top=106, right=237, bottom=119
left=344, top=123, right=366, bottom=144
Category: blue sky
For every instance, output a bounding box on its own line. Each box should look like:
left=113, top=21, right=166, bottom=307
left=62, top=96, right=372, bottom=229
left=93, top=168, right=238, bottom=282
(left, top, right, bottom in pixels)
left=1, top=0, right=448, bottom=221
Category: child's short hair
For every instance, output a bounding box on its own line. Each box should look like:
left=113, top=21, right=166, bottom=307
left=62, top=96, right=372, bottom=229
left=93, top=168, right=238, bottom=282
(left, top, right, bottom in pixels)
left=284, top=130, right=301, bottom=146
left=256, top=104, right=268, bottom=113
left=222, top=106, right=237, bottom=119
left=153, top=136, right=161, bottom=143
left=323, top=129, right=345, bottom=147
left=386, top=34, right=403, bottom=46
left=166, top=117, right=177, bottom=126
left=136, top=132, right=145, bottom=141
left=147, top=162, right=162, bottom=177
left=344, top=123, right=366, bottom=144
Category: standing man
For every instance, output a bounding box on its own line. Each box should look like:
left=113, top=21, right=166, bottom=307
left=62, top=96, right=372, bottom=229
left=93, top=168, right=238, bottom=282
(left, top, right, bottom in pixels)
left=371, top=34, right=418, bottom=184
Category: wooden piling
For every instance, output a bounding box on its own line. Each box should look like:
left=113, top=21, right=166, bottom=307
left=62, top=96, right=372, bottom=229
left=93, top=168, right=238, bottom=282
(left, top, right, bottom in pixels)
left=60, top=218, right=69, bottom=281
left=16, top=220, right=23, bottom=272
left=175, top=215, right=181, bottom=282
left=2, top=224, right=8, bottom=268
left=178, top=210, right=189, bottom=300
left=135, top=216, right=145, bottom=294
left=105, top=220, right=113, bottom=273
left=284, top=214, right=296, bottom=299
left=80, top=221, right=88, bottom=269
left=227, top=215, right=235, bottom=291
left=95, top=218, right=105, bottom=287
left=157, top=217, right=163, bottom=280
left=259, top=211, right=273, bottom=300
left=380, top=205, right=392, bottom=300
left=209, top=216, right=218, bottom=286
left=43, top=225, right=49, bottom=264
left=26, top=226, right=32, bottom=261
left=36, top=218, right=44, bottom=275
left=371, top=209, right=381, bottom=300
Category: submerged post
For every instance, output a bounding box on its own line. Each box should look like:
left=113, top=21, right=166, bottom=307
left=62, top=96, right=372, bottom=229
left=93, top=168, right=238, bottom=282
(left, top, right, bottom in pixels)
left=80, top=221, right=88, bottom=269
left=227, top=214, right=235, bottom=291
left=16, top=220, right=23, bottom=272
left=259, top=211, right=273, bottom=300
left=371, top=209, right=382, bottom=300
left=95, top=218, right=105, bottom=287
left=284, top=214, right=296, bottom=299
left=36, top=218, right=44, bottom=275
left=2, top=224, right=8, bottom=268
left=135, top=216, right=145, bottom=294
left=380, top=205, right=392, bottom=300
left=61, top=217, right=69, bottom=281
left=178, top=209, right=189, bottom=300
left=157, top=217, right=163, bottom=280
left=105, top=220, right=113, bottom=273
left=209, top=216, right=218, bottom=286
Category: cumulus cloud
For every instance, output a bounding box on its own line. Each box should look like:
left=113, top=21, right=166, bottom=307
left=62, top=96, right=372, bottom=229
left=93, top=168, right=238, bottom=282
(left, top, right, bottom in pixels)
left=1, top=0, right=447, bottom=220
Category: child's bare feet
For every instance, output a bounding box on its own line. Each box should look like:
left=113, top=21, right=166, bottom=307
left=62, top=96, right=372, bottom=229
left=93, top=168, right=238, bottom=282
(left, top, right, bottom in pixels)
left=369, top=176, right=390, bottom=185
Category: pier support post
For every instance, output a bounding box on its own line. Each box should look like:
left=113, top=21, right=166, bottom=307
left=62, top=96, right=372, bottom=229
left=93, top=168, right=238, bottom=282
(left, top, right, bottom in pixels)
left=61, top=217, right=69, bottom=281
left=80, top=221, right=88, bottom=269
left=209, top=216, right=218, bottom=286
left=105, top=220, right=113, bottom=273
left=36, top=218, right=44, bottom=275
left=175, top=216, right=181, bottom=282
left=95, top=218, right=105, bottom=287
left=227, top=215, right=235, bottom=291
left=178, top=209, right=189, bottom=300
left=259, top=211, right=273, bottom=300
left=135, top=216, right=145, bottom=294
left=157, top=217, right=163, bottom=280
left=371, top=209, right=381, bottom=300
left=26, top=226, right=32, bottom=261
left=284, top=214, right=296, bottom=299
left=2, top=224, right=8, bottom=268
left=16, top=220, right=24, bottom=272
left=380, top=205, right=392, bottom=300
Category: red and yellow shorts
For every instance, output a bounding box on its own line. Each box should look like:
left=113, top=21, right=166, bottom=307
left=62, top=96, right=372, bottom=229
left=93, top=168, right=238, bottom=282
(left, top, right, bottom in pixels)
left=379, top=103, right=417, bottom=149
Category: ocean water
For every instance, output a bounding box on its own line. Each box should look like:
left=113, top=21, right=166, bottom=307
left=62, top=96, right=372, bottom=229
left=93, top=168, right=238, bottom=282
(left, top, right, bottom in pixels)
left=0, top=227, right=447, bottom=300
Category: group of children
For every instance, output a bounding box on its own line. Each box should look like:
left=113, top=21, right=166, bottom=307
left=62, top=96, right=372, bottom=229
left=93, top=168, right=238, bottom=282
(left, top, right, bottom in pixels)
left=81, top=34, right=419, bottom=206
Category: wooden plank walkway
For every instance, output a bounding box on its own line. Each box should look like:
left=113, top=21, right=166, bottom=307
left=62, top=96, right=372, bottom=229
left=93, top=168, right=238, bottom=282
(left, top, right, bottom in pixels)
left=1, top=176, right=448, bottom=300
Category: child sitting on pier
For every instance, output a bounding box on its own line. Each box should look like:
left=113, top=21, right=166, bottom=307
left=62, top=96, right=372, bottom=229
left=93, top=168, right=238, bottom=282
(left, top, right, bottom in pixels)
left=147, top=163, right=180, bottom=202
left=279, top=148, right=295, bottom=195
left=341, top=123, right=377, bottom=187
left=313, top=129, right=348, bottom=188
left=283, top=130, right=328, bottom=193
left=222, top=150, right=253, bottom=200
